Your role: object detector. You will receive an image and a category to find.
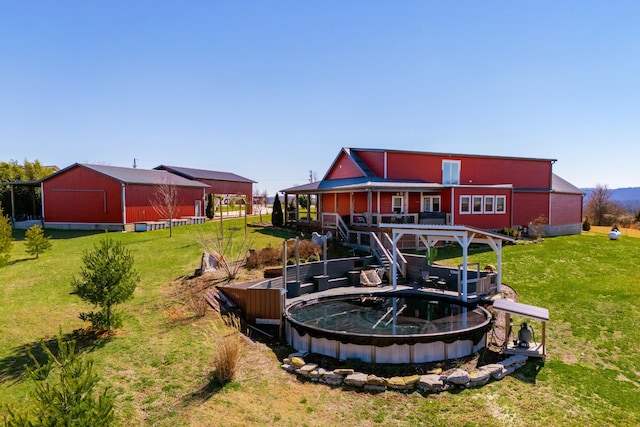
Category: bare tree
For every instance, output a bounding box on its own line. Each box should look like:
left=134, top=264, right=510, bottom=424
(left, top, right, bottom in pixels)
left=585, top=184, right=622, bottom=226
left=151, top=177, right=180, bottom=237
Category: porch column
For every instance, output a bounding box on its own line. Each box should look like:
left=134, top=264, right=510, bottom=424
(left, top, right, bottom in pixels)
left=9, top=184, right=16, bottom=224
left=497, top=243, right=503, bottom=293
left=461, top=236, right=468, bottom=302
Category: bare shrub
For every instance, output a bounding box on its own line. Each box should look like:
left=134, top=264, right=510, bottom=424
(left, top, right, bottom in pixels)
left=205, top=315, right=243, bottom=385
left=186, top=285, right=209, bottom=318
left=246, top=246, right=280, bottom=269
left=245, top=239, right=321, bottom=269
left=196, top=225, right=254, bottom=281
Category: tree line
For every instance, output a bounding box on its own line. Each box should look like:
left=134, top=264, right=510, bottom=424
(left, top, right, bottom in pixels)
left=583, top=184, right=640, bottom=229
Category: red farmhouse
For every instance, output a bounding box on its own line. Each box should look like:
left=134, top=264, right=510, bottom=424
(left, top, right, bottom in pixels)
left=282, top=147, right=584, bottom=236
left=154, top=165, right=255, bottom=214
left=41, top=163, right=208, bottom=231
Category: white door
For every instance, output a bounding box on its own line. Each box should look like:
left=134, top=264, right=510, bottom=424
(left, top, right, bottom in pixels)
left=194, top=200, right=201, bottom=216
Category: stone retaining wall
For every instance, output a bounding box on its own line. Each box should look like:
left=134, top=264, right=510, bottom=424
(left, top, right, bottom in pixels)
left=281, top=353, right=528, bottom=393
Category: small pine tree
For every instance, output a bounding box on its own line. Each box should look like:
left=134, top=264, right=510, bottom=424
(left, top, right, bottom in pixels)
left=0, top=205, right=13, bottom=267
left=271, top=193, right=283, bottom=227
left=3, top=332, right=115, bottom=426
left=205, top=193, right=214, bottom=219
left=24, top=224, right=52, bottom=259
left=582, top=217, right=591, bottom=232
left=72, top=235, right=140, bottom=332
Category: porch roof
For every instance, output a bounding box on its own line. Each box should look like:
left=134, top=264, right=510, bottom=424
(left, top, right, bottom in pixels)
left=281, top=177, right=443, bottom=193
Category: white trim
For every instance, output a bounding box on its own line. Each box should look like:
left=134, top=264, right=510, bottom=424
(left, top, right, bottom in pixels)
left=422, top=195, right=441, bottom=212
left=392, top=195, right=403, bottom=214
left=472, top=195, right=483, bottom=213
left=442, top=159, right=461, bottom=186
left=459, top=195, right=471, bottom=214
left=496, top=195, right=506, bottom=214
left=484, top=196, right=495, bottom=213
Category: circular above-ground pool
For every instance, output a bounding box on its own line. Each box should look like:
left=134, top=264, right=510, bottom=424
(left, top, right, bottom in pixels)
left=284, top=293, right=492, bottom=364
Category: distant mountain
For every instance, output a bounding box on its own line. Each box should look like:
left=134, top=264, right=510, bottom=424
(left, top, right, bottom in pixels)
left=582, top=187, right=640, bottom=211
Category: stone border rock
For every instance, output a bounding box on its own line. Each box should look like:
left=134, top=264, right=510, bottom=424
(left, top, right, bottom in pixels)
left=282, top=353, right=528, bottom=393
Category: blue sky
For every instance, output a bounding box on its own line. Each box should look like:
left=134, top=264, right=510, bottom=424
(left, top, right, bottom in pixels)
left=1, top=1, right=639, bottom=196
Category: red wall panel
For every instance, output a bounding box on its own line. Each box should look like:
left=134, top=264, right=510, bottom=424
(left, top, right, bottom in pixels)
left=550, top=193, right=583, bottom=225
left=198, top=180, right=252, bottom=214
left=43, top=166, right=123, bottom=223
left=325, top=152, right=365, bottom=179
left=381, top=151, right=552, bottom=188
left=385, top=152, right=442, bottom=182
left=353, top=193, right=368, bottom=213
left=336, top=193, right=351, bottom=217
left=124, top=185, right=205, bottom=223
left=512, top=192, right=550, bottom=227
left=354, top=150, right=385, bottom=177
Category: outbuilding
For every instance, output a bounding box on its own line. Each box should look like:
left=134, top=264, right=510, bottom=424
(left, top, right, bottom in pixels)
left=41, top=163, right=208, bottom=231
left=154, top=165, right=255, bottom=214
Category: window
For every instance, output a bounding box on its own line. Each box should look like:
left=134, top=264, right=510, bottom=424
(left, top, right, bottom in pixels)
left=496, top=196, right=506, bottom=213
left=484, top=196, right=494, bottom=213
left=459, top=196, right=470, bottom=214
left=472, top=196, right=483, bottom=213
left=442, top=160, right=460, bottom=186
left=392, top=195, right=403, bottom=214
left=422, top=196, right=441, bottom=212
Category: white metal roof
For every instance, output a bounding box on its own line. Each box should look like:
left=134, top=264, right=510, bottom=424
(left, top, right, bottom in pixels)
left=492, top=299, right=550, bottom=322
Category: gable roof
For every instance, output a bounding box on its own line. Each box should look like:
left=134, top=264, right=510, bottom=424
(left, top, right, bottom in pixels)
left=155, top=165, right=255, bottom=183
left=552, top=174, right=584, bottom=195
left=44, top=163, right=209, bottom=188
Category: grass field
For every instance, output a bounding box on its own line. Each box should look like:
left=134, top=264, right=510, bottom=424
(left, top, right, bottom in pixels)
left=1, top=221, right=639, bottom=426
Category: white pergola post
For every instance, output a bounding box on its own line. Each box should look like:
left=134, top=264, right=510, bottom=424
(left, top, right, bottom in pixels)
left=392, top=231, right=400, bottom=290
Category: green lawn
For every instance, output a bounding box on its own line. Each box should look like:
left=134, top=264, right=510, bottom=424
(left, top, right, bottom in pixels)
left=1, top=224, right=639, bottom=426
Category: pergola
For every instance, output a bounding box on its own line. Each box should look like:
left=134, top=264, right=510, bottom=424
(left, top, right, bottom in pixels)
left=389, top=224, right=515, bottom=302
left=2, top=179, right=42, bottom=223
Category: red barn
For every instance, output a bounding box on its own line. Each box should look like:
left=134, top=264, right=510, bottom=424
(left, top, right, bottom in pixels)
left=154, top=165, right=255, bottom=214
left=41, top=163, right=208, bottom=231
left=283, top=147, right=584, bottom=237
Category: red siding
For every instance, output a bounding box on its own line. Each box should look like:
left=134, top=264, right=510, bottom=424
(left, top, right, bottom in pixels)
left=550, top=193, right=583, bottom=226
left=198, top=179, right=252, bottom=214
left=43, top=167, right=124, bottom=223
left=325, top=152, right=365, bottom=180
left=385, top=152, right=442, bottom=181
left=512, top=192, right=550, bottom=227
left=321, top=193, right=335, bottom=212
left=353, top=193, right=368, bottom=213
left=124, top=185, right=204, bottom=223
left=408, top=193, right=421, bottom=213
left=355, top=151, right=385, bottom=177
left=381, top=151, right=552, bottom=188
left=336, top=193, right=351, bottom=217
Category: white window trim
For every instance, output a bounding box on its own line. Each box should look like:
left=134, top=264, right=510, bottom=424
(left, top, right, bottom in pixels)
left=459, top=195, right=471, bottom=214
left=472, top=196, right=483, bottom=213
left=484, top=196, right=494, bottom=214
left=422, top=195, right=441, bottom=212
left=496, top=195, right=506, bottom=214
left=392, top=195, right=404, bottom=214
left=442, top=160, right=461, bottom=186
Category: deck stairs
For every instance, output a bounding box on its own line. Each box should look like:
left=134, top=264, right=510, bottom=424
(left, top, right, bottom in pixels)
left=370, top=232, right=408, bottom=283
left=324, top=214, right=408, bottom=283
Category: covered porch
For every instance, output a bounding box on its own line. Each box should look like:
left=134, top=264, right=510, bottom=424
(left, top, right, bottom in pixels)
left=282, top=180, right=452, bottom=238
